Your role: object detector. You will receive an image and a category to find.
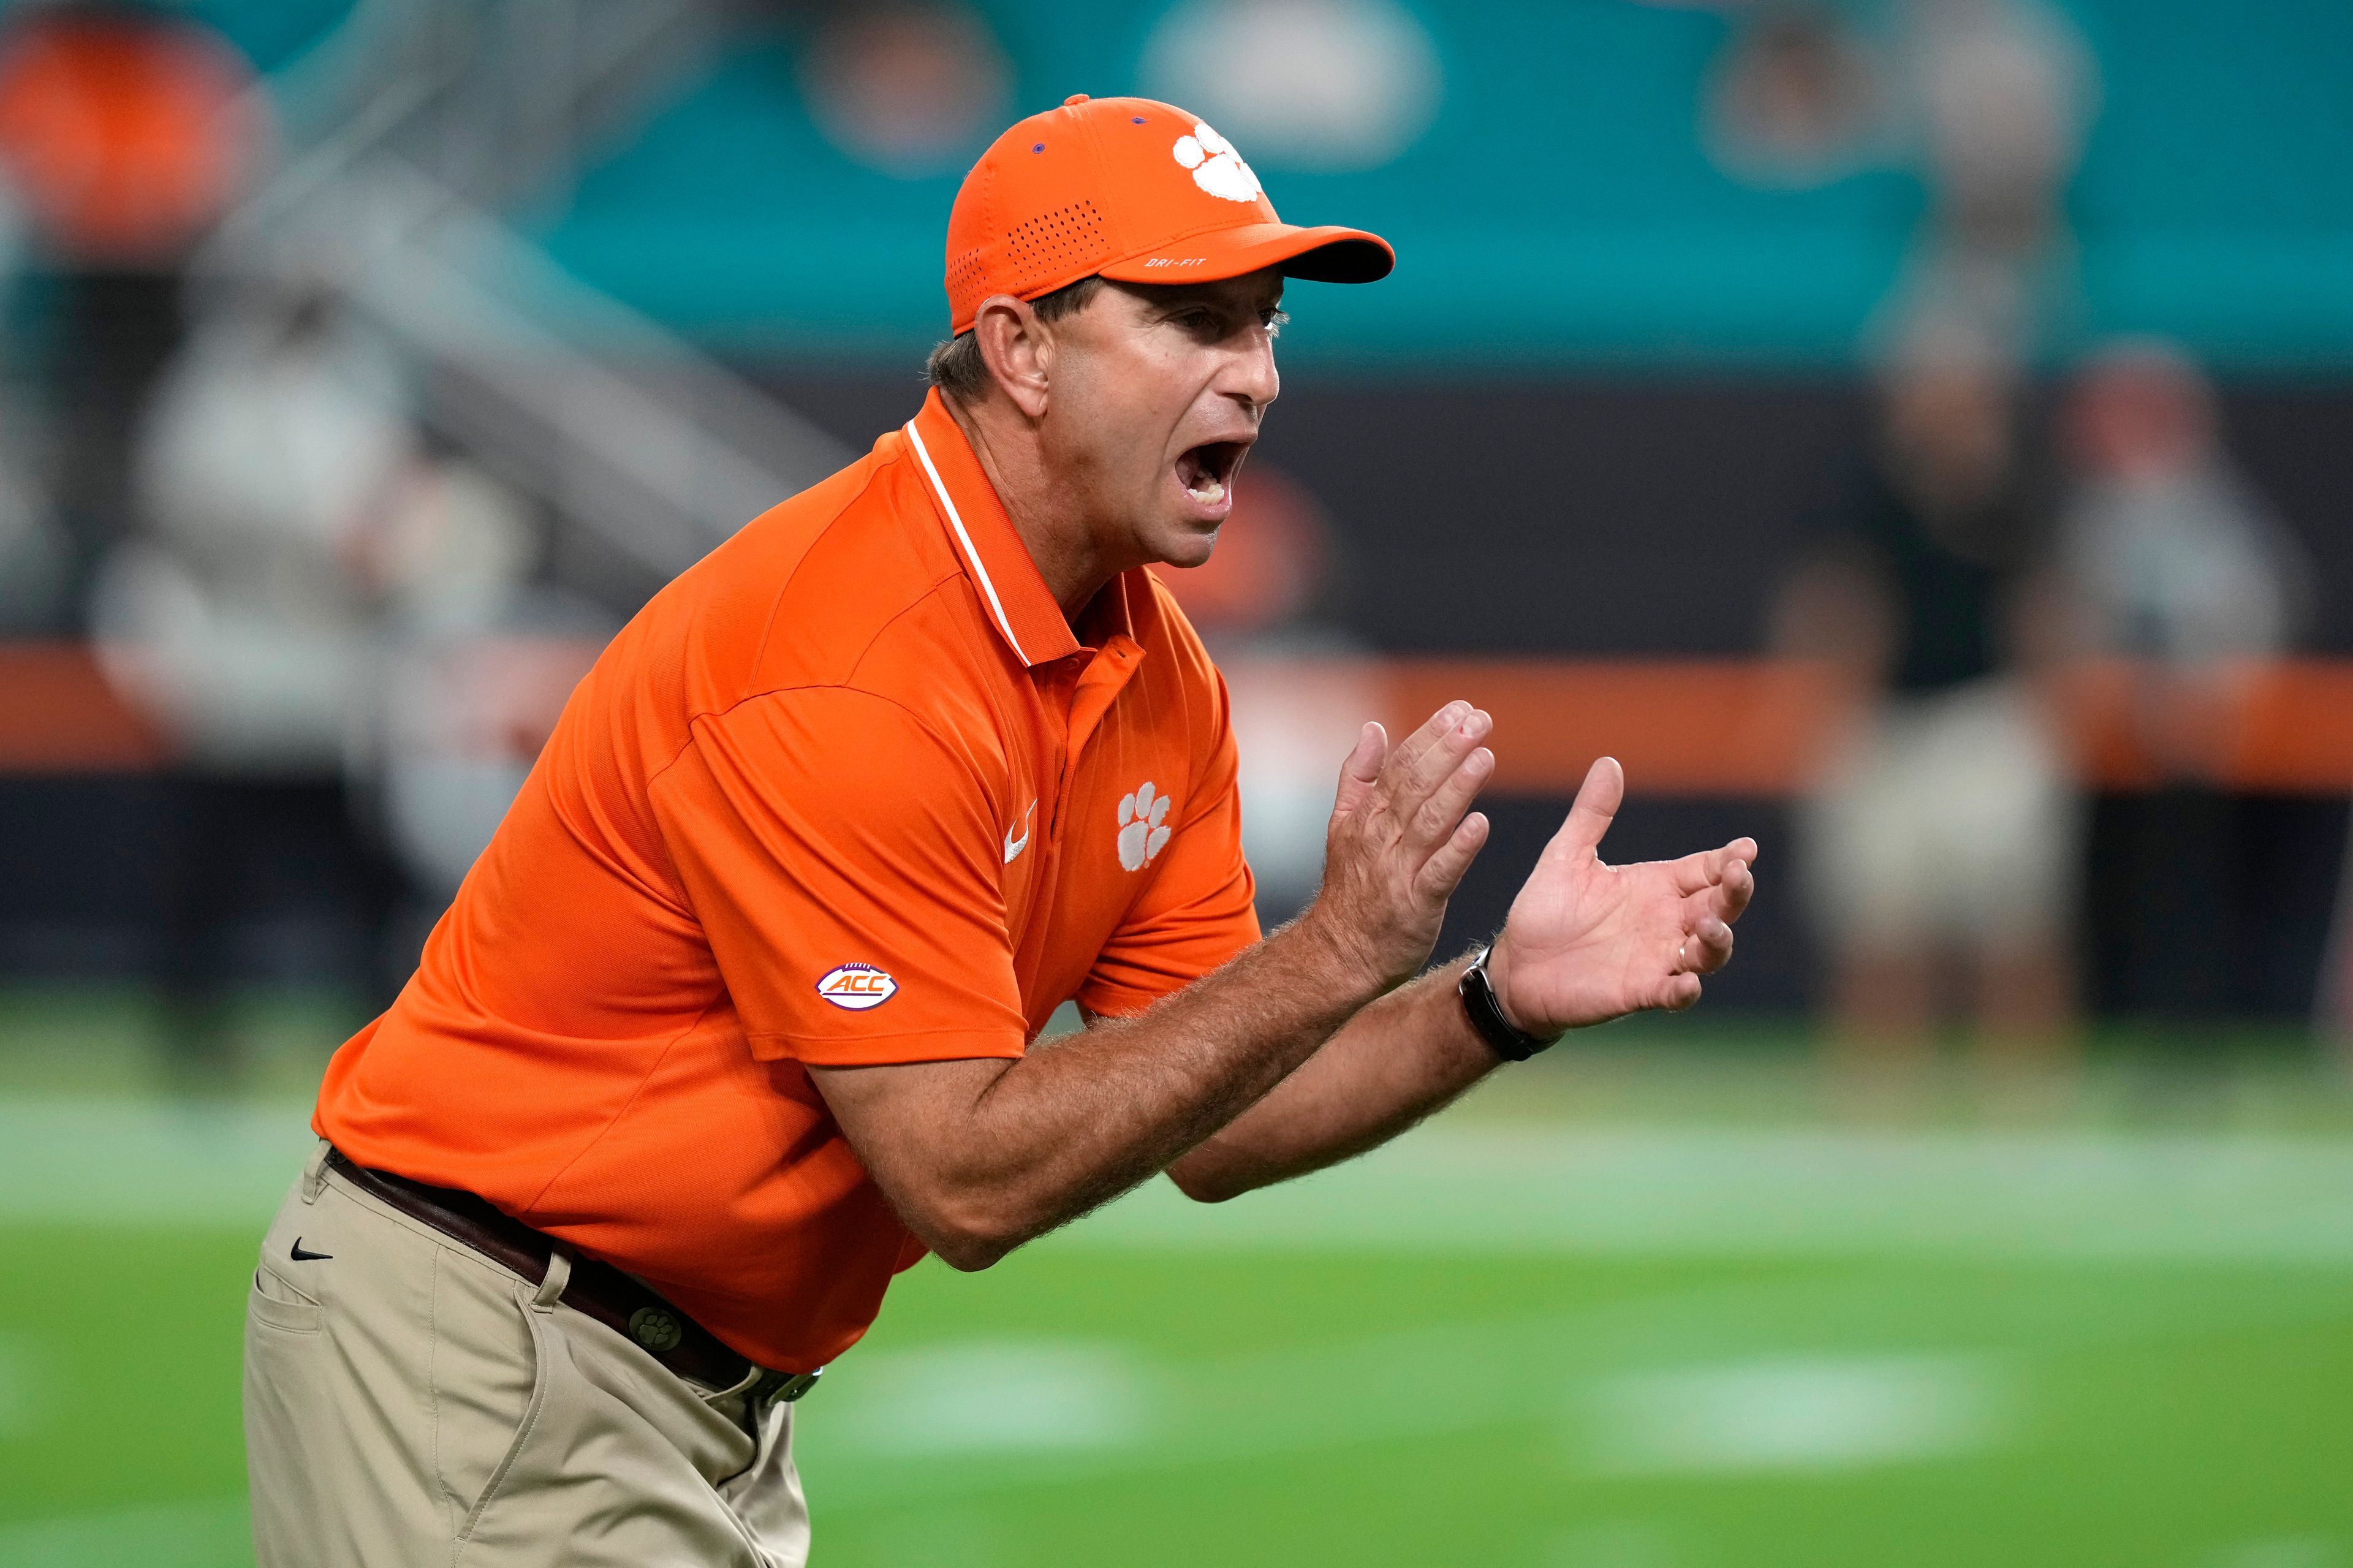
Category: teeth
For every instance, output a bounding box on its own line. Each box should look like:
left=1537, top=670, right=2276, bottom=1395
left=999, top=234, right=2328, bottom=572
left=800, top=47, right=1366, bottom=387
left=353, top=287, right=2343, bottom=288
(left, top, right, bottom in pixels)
left=1187, top=476, right=1226, bottom=504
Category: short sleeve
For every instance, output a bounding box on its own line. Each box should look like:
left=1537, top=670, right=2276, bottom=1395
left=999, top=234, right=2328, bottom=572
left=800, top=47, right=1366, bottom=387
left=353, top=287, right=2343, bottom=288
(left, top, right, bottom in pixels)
left=1077, top=672, right=1262, bottom=1018
left=650, top=687, right=1028, bottom=1066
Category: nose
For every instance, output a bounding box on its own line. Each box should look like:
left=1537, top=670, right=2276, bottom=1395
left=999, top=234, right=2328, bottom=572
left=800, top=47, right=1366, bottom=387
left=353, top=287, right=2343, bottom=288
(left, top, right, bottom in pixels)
left=1222, top=325, right=1280, bottom=414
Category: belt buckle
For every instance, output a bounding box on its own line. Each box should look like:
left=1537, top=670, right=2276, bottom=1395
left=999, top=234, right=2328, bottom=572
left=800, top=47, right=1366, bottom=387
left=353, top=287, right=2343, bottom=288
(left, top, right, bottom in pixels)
left=754, top=1366, right=822, bottom=1404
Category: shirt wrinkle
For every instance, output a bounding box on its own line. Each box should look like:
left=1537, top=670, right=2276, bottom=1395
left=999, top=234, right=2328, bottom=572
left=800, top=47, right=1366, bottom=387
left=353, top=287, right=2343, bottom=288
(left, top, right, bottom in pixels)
left=518, top=996, right=721, bottom=1216
left=543, top=763, right=695, bottom=916
left=643, top=581, right=974, bottom=803
left=657, top=678, right=999, bottom=814
left=743, top=456, right=897, bottom=676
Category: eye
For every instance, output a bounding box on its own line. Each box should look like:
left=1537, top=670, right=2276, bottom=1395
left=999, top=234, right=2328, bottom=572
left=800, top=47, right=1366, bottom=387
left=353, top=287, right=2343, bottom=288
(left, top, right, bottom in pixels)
left=1262, top=308, right=1289, bottom=339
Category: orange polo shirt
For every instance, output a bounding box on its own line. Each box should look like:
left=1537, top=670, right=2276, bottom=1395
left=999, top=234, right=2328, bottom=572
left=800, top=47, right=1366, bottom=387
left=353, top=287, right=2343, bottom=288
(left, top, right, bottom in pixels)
left=315, top=390, right=1260, bottom=1371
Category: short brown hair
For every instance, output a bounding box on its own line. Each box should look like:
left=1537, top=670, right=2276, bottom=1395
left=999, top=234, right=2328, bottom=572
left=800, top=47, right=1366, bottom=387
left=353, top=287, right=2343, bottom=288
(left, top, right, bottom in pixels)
left=925, top=275, right=1106, bottom=400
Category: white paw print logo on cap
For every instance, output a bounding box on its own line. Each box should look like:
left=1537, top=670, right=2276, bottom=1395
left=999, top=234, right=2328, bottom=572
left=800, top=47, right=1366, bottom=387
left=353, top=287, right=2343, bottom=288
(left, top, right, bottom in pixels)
left=1172, top=121, right=1262, bottom=203
left=1116, top=782, right=1175, bottom=871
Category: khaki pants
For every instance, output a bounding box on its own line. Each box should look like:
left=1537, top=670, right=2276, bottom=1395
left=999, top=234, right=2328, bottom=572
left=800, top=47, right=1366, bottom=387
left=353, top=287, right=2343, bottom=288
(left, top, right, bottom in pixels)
left=243, top=1143, right=810, bottom=1567
left=1800, top=679, right=2080, bottom=951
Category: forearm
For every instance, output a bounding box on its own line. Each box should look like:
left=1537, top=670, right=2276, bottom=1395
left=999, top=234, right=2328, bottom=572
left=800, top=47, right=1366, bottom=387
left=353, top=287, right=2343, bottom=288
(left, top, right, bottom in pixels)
left=813, top=700, right=1509, bottom=1270
left=824, top=914, right=1379, bottom=1268
left=1165, top=952, right=1499, bottom=1202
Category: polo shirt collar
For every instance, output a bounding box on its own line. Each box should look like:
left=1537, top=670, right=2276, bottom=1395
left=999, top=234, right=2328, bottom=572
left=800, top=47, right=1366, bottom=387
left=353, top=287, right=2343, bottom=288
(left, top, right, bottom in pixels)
left=903, top=389, right=1082, bottom=667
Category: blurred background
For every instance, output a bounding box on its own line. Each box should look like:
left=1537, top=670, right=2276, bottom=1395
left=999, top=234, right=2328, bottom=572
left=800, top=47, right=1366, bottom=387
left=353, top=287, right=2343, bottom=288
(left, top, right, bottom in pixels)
left=2, top=1, right=2351, bottom=1563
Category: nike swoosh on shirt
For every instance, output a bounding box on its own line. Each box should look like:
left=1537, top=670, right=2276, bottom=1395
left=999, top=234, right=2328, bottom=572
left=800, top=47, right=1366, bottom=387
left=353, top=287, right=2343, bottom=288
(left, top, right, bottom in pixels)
left=1003, top=803, right=1035, bottom=864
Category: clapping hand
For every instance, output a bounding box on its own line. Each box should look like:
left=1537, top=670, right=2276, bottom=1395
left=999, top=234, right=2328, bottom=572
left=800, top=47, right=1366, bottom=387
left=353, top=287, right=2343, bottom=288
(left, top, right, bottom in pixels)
left=1485, top=756, right=1757, bottom=1036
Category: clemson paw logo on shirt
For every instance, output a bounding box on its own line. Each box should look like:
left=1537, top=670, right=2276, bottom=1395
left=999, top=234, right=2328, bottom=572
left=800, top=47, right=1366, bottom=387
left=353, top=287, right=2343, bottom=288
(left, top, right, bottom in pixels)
left=1172, top=121, right=1262, bottom=203
left=1116, top=782, right=1175, bottom=871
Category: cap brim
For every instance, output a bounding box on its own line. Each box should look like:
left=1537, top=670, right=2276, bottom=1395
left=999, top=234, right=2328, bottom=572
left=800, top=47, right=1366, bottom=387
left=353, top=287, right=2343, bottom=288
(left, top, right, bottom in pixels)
left=1097, top=222, right=1394, bottom=289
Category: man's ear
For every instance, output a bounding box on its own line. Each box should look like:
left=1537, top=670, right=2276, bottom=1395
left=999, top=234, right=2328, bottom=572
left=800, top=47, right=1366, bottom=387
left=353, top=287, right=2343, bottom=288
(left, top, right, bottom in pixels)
left=972, top=295, right=1053, bottom=419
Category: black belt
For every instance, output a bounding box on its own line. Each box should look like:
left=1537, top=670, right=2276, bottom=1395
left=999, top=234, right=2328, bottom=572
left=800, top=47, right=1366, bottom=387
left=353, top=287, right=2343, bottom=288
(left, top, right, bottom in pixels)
left=325, top=1149, right=819, bottom=1404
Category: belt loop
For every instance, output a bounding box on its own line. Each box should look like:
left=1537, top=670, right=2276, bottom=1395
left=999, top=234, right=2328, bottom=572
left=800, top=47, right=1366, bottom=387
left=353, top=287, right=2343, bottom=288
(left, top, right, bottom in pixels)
left=707, top=1361, right=765, bottom=1402
left=301, top=1139, right=333, bottom=1203
left=533, top=1249, right=573, bottom=1312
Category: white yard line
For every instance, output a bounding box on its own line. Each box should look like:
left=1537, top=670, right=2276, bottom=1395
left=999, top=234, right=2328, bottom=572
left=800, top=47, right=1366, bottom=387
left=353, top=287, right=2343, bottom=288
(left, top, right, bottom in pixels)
left=0, top=1099, right=317, bottom=1227
left=4, top=1099, right=2353, bottom=1264
left=1057, top=1124, right=2353, bottom=1265
left=805, top=1263, right=2353, bottom=1507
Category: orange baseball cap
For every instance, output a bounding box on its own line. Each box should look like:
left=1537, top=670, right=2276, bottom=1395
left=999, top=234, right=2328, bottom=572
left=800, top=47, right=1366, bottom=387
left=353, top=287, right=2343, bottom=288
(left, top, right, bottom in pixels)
left=944, top=93, right=1394, bottom=334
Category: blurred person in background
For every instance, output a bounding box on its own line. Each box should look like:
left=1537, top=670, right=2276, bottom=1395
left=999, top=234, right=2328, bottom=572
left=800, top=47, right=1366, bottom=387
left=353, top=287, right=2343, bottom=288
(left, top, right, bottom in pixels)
left=798, top=1, right=1013, bottom=177
left=357, top=454, right=613, bottom=967
left=1138, top=0, right=1444, bottom=174
left=1887, top=0, right=2094, bottom=357
left=2058, top=341, right=2306, bottom=700
left=91, top=282, right=414, bottom=1089
left=1776, top=322, right=2077, bottom=1064
left=0, top=0, right=265, bottom=611
left=2056, top=339, right=2309, bottom=1021
left=1707, top=0, right=2094, bottom=358
left=0, top=401, right=66, bottom=631
left=1152, top=461, right=1379, bottom=918
left=1705, top=2, right=1889, bottom=191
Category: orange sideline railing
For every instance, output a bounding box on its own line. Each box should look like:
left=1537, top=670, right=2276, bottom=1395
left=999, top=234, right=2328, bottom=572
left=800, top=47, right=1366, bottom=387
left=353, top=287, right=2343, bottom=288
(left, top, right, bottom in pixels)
left=9, top=642, right=2353, bottom=795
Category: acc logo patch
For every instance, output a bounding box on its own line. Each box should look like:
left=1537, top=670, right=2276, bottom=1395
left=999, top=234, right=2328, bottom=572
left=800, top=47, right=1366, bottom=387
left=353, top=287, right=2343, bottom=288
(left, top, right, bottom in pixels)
left=816, top=963, right=898, bottom=1011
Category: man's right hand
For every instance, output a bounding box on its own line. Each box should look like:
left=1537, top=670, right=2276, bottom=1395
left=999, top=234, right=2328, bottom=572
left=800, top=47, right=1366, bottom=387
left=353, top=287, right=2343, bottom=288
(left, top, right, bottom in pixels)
left=1298, top=700, right=1495, bottom=994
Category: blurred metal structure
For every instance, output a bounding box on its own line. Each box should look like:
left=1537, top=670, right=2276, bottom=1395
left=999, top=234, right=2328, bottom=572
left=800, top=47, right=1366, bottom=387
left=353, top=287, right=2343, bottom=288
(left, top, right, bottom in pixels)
left=202, top=0, right=848, bottom=591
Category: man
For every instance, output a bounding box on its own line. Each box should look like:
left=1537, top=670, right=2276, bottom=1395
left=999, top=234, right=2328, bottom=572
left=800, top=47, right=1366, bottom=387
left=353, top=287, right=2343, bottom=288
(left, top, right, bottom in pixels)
left=1775, top=324, right=2074, bottom=1060
left=244, top=95, right=1758, bottom=1566
left=2057, top=339, right=2307, bottom=1020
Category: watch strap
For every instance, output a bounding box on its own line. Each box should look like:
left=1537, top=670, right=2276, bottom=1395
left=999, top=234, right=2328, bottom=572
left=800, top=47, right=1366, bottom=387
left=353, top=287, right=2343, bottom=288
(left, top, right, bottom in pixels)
left=1458, top=944, right=1558, bottom=1062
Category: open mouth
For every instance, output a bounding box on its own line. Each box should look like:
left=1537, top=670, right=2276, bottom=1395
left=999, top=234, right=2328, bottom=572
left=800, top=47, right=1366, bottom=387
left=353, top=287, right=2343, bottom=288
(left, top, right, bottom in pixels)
left=1175, top=441, right=1248, bottom=508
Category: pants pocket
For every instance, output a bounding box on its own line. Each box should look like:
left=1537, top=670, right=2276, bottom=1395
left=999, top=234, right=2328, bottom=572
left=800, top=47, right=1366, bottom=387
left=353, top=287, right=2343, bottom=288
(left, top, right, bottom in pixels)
left=455, top=1297, right=579, bottom=1567
left=244, top=1266, right=332, bottom=1567
left=249, top=1267, right=324, bottom=1334
left=453, top=1297, right=776, bottom=1568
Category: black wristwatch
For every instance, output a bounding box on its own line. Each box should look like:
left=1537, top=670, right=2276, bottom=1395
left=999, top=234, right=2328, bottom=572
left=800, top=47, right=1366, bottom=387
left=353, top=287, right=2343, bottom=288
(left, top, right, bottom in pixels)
left=1458, top=944, right=1559, bottom=1062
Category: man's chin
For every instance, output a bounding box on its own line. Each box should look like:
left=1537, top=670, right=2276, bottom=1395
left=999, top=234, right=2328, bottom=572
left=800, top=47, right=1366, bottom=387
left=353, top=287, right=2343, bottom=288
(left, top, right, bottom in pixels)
left=1145, top=522, right=1221, bottom=571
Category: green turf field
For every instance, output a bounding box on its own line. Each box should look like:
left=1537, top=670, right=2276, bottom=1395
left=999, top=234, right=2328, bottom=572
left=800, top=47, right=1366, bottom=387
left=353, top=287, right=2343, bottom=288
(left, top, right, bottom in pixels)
left=2, top=990, right=2351, bottom=1566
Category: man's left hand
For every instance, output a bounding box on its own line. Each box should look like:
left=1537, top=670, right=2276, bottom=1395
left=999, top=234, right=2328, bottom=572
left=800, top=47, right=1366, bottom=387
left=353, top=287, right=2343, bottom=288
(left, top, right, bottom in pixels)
left=1485, top=756, right=1757, bottom=1036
